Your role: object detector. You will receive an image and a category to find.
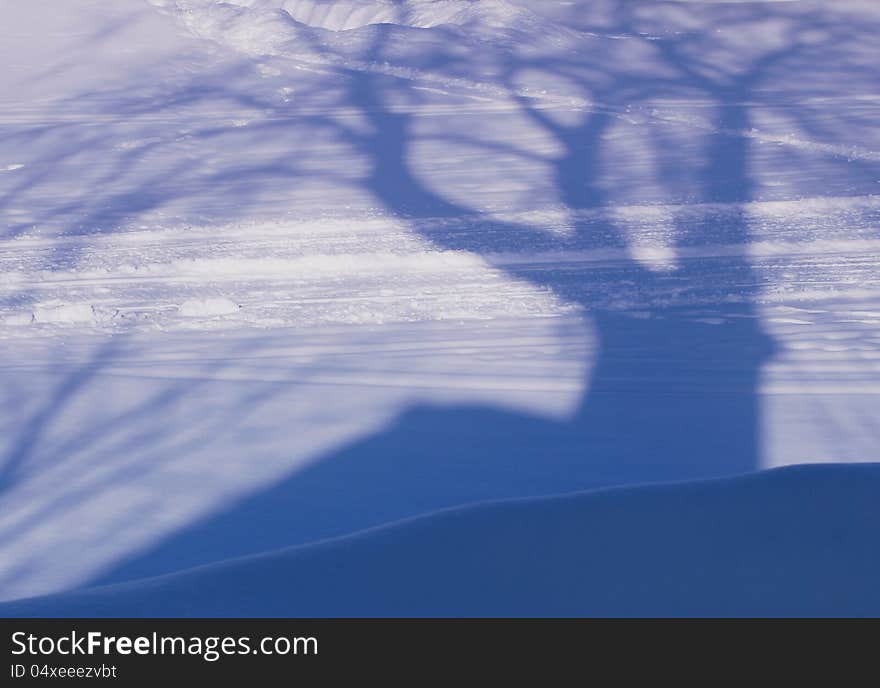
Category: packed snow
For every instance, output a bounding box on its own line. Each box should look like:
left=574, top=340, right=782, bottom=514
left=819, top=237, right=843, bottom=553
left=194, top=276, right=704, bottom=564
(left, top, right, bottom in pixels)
left=0, top=0, right=878, bottom=612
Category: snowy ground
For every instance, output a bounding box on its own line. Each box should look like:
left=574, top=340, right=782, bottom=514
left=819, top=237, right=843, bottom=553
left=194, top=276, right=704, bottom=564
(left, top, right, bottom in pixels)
left=1, top=0, right=878, bottom=607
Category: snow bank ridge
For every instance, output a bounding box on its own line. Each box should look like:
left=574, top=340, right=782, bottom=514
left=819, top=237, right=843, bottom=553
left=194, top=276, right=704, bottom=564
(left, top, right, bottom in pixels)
left=279, top=0, right=533, bottom=32
left=3, top=464, right=879, bottom=616
left=148, top=0, right=559, bottom=56
left=3, top=303, right=99, bottom=326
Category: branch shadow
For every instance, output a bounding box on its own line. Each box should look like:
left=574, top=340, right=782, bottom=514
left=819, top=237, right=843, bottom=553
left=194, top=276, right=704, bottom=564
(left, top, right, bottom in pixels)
left=2, top=1, right=877, bottom=603
left=94, top=2, right=855, bottom=586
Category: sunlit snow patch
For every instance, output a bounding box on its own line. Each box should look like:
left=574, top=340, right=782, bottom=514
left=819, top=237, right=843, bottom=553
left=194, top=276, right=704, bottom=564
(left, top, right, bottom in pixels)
left=178, top=297, right=241, bottom=317
left=2, top=312, right=35, bottom=326
left=613, top=206, right=679, bottom=272
left=32, top=303, right=97, bottom=325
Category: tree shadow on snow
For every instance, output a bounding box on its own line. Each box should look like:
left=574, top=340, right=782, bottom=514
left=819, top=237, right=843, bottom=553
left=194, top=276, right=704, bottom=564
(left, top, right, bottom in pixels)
left=92, top=2, right=865, bottom=586
left=4, top=1, right=874, bottom=596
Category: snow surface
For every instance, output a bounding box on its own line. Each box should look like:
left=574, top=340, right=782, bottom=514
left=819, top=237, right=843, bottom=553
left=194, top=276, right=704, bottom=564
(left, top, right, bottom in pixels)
left=0, top=0, right=878, bottom=612
left=4, top=465, right=880, bottom=616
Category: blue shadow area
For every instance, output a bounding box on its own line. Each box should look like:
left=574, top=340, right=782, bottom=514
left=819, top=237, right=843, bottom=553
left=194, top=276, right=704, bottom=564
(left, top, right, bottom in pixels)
left=95, top=12, right=782, bottom=586
left=1, top=2, right=877, bottom=613
left=7, top=464, right=880, bottom=616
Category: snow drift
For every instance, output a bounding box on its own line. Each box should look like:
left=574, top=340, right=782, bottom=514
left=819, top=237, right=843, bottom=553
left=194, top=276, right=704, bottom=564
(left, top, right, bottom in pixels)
left=2, top=464, right=879, bottom=617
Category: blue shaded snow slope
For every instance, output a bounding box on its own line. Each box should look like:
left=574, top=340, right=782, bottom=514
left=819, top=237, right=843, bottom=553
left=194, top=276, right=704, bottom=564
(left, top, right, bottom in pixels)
left=3, top=464, right=879, bottom=617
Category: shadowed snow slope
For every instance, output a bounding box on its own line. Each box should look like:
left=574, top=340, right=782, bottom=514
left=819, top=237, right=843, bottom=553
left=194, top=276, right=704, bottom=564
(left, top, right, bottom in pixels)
left=2, top=464, right=879, bottom=617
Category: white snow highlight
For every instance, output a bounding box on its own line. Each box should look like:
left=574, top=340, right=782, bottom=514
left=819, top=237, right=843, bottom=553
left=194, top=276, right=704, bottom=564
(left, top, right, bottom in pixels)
left=178, top=297, right=241, bottom=317
left=31, top=303, right=97, bottom=325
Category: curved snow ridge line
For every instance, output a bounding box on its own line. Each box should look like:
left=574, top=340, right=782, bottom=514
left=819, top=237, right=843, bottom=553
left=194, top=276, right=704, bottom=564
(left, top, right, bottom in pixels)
left=293, top=54, right=582, bottom=107
left=150, top=0, right=566, bottom=35
left=0, top=251, right=490, bottom=285
left=761, top=383, right=880, bottom=395
left=145, top=0, right=582, bottom=104
left=3, top=463, right=879, bottom=616
left=609, top=193, right=880, bottom=219
left=2, top=191, right=876, bottom=250
left=0, top=217, right=416, bottom=247
left=486, top=238, right=880, bottom=267
left=756, top=288, right=880, bottom=307
left=3, top=192, right=877, bottom=249
left=647, top=108, right=880, bottom=163
left=91, top=366, right=584, bottom=393
left=280, top=0, right=544, bottom=32
left=3, top=238, right=880, bottom=287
